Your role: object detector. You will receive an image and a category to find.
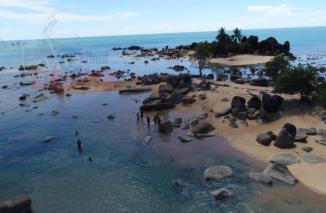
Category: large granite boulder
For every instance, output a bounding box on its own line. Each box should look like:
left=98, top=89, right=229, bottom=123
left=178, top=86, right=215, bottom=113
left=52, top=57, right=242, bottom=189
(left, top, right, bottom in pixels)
left=247, top=95, right=262, bottom=110
left=263, top=163, right=297, bottom=185
left=192, top=121, right=215, bottom=135
left=198, top=80, right=211, bottom=91
left=159, top=84, right=174, bottom=94
left=256, top=133, right=273, bottom=146
left=249, top=172, right=273, bottom=185
left=274, top=123, right=297, bottom=149
left=204, top=165, right=232, bottom=181
left=165, top=89, right=184, bottom=105
left=250, top=78, right=268, bottom=87
left=159, top=120, right=173, bottom=134
left=231, top=96, right=247, bottom=120
left=231, top=96, right=246, bottom=109
left=262, top=93, right=284, bottom=113
left=209, top=188, right=233, bottom=200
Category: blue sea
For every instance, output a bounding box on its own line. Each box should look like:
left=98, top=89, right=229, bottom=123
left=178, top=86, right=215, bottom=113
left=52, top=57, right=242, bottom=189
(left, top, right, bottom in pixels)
left=1, top=26, right=326, bottom=213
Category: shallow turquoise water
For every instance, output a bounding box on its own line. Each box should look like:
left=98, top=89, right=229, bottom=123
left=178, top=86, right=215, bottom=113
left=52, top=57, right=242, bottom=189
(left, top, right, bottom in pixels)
left=1, top=27, right=326, bottom=212
left=0, top=88, right=262, bottom=212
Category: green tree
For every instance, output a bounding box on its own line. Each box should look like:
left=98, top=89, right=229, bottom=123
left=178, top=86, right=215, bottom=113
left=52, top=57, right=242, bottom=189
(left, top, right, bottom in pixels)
left=231, top=28, right=243, bottom=43
left=195, top=41, right=210, bottom=76
left=273, top=66, right=321, bottom=101
left=215, top=27, right=232, bottom=56
left=265, top=56, right=289, bottom=80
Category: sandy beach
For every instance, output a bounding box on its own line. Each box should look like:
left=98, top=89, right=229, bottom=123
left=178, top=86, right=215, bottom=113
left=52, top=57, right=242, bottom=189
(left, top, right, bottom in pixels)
left=208, top=54, right=274, bottom=66
left=187, top=80, right=326, bottom=196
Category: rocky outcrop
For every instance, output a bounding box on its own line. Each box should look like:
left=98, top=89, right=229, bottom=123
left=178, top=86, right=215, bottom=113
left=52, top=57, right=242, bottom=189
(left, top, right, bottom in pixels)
left=250, top=78, right=269, bottom=87
left=249, top=172, right=273, bottom=185
left=231, top=96, right=247, bottom=120
left=209, top=188, right=233, bottom=200
left=263, top=163, right=297, bottom=186
left=262, top=93, right=284, bottom=113
left=0, top=195, right=32, bottom=213
left=256, top=133, right=273, bottom=146
left=48, top=82, right=64, bottom=93
left=159, top=84, right=174, bottom=94
left=204, top=165, right=232, bottom=181
left=140, top=103, right=175, bottom=111
left=274, top=123, right=296, bottom=149
left=159, top=120, right=173, bottom=134
left=191, top=121, right=215, bottom=135
left=247, top=95, right=262, bottom=110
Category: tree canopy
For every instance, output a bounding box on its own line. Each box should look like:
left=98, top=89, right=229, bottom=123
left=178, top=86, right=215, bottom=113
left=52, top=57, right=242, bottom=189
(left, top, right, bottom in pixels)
left=273, top=66, right=322, bottom=100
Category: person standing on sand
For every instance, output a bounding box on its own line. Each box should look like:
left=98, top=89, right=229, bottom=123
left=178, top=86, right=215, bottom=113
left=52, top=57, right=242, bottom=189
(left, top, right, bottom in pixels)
left=153, top=116, right=157, bottom=125
left=147, top=117, right=150, bottom=127
left=156, top=114, right=161, bottom=125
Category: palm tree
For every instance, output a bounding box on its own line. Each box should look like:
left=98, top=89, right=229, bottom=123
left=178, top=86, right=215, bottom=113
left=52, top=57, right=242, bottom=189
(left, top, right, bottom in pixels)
left=216, top=27, right=231, bottom=45
left=231, top=28, right=243, bottom=43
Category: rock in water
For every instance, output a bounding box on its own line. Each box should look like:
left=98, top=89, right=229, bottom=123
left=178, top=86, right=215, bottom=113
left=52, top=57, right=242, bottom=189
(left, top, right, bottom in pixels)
left=43, top=136, right=53, bottom=143
left=274, top=123, right=296, bottom=149
left=192, top=121, right=215, bottom=135
left=209, top=188, right=233, bottom=200
left=143, top=136, right=152, bottom=144
left=173, top=178, right=186, bottom=188
left=178, top=136, right=192, bottom=143
left=0, top=195, right=32, bottom=213
left=204, top=165, right=232, bottom=181
left=249, top=172, right=273, bottom=185
left=107, top=114, right=115, bottom=120
left=263, top=164, right=297, bottom=186
left=159, top=121, right=173, bottom=134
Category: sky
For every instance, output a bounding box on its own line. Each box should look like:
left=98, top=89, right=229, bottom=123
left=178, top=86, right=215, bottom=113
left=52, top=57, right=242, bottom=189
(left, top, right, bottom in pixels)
left=0, top=0, right=326, bottom=40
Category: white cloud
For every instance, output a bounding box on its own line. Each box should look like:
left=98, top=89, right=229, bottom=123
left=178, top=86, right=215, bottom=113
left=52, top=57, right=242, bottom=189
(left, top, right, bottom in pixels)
left=247, top=4, right=297, bottom=15
left=0, top=0, right=138, bottom=23
left=0, top=0, right=52, bottom=12
left=245, top=4, right=326, bottom=29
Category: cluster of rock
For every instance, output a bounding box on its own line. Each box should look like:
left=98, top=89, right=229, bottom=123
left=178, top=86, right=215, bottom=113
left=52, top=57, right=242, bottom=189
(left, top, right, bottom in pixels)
left=139, top=74, right=192, bottom=112
left=19, top=64, right=45, bottom=71
left=117, top=45, right=190, bottom=59
left=215, top=93, right=284, bottom=128
left=233, top=75, right=269, bottom=87
left=250, top=154, right=299, bottom=186
left=257, top=123, right=319, bottom=149
left=242, top=36, right=291, bottom=56
left=204, top=165, right=233, bottom=200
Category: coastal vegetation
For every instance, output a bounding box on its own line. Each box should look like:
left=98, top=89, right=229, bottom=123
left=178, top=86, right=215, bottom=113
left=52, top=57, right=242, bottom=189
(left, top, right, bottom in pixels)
left=273, top=66, right=323, bottom=101
left=191, top=27, right=292, bottom=57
